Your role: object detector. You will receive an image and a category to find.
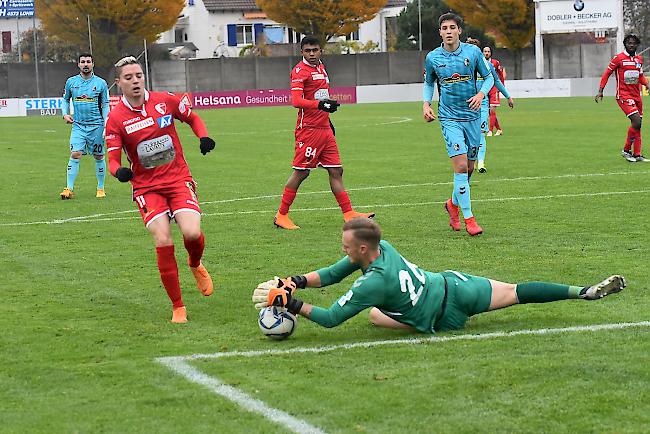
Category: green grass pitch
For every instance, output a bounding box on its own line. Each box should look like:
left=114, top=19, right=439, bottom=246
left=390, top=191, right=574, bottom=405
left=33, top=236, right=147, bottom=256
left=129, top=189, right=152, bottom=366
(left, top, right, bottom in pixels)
left=1, top=97, right=649, bottom=433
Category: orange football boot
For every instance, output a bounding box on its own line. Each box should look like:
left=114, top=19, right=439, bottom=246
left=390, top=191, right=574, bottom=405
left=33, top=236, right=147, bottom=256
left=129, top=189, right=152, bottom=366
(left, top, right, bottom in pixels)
left=60, top=187, right=74, bottom=200
left=343, top=210, right=376, bottom=222
left=444, top=199, right=461, bottom=231
left=171, top=306, right=187, bottom=323
left=464, top=217, right=483, bottom=236
left=274, top=212, right=300, bottom=230
left=190, top=263, right=213, bottom=296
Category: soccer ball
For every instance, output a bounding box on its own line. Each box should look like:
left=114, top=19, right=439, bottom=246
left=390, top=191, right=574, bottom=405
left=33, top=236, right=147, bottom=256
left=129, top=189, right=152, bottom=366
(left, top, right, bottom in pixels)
left=258, top=306, right=297, bottom=340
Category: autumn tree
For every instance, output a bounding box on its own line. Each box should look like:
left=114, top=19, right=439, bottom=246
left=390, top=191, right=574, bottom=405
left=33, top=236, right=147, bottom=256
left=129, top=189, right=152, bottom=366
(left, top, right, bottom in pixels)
left=36, top=0, right=184, bottom=66
left=446, top=0, right=535, bottom=79
left=256, top=0, right=386, bottom=46
left=395, top=0, right=494, bottom=51
left=625, top=0, right=650, bottom=49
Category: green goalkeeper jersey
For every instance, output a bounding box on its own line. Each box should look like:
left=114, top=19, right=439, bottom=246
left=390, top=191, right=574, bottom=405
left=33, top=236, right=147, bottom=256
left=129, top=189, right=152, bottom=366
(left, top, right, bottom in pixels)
left=311, top=240, right=446, bottom=333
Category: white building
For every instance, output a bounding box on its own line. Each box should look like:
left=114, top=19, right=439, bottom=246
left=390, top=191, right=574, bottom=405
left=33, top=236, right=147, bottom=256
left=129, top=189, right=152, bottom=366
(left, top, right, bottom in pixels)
left=157, top=0, right=408, bottom=59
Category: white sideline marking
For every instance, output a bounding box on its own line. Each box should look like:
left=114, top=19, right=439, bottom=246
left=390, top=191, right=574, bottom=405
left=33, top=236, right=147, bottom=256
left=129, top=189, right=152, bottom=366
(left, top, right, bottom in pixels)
left=156, top=321, right=650, bottom=433
left=1, top=170, right=649, bottom=227
left=3, top=188, right=650, bottom=227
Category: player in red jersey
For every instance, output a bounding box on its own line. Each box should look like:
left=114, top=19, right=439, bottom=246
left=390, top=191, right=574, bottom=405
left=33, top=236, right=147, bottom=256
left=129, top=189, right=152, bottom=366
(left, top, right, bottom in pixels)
left=105, top=56, right=216, bottom=323
left=596, top=34, right=649, bottom=162
left=483, top=46, right=506, bottom=136
left=273, top=35, right=375, bottom=230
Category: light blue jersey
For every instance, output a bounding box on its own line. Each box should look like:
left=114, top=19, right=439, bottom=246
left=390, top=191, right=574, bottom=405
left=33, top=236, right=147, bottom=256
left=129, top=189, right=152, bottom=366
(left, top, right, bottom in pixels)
left=62, top=74, right=110, bottom=126
left=423, top=42, right=494, bottom=121
left=478, top=62, right=510, bottom=133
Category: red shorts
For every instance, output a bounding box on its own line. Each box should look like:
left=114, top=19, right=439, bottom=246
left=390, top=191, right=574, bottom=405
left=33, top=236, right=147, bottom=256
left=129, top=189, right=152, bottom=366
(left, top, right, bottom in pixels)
left=488, top=89, right=500, bottom=107
left=134, top=181, right=201, bottom=227
left=616, top=97, right=643, bottom=117
left=292, top=127, right=342, bottom=170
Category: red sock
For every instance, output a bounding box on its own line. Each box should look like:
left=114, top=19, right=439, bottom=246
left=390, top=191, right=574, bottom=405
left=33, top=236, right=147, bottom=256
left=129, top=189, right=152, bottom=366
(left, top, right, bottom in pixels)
left=156, top=245, right=183, bottom=308
left=494, top=114, right=501, bottom=130
left=489, top=111, right=497, bottom=131
left=278, top=187, right=297, bottom=215
left=334, top=190, right=353, bottom=213
left=633, top=128, right=642, bottom=156
left=184, top=232, right=205, bottom=268
left=625, top=127, right=635, bottom=152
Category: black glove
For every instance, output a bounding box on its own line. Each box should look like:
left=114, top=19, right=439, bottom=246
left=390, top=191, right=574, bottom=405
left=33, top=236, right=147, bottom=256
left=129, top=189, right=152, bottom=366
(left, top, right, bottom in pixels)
left=290, top=275, right=308, bottom=289
left=115, top=167, right=133, bottom=182
left=269, top=287, right=304, bottom=315
left=199, top=137, right=215, bottom=155
left=329, top=119, right=336, bottom=136
left=318, top=99, right=340, bottom=113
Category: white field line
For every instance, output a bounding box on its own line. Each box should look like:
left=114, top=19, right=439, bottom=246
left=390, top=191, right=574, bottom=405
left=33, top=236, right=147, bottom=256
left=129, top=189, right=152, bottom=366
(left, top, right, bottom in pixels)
left=156, top=321, right=650, bottom=434
left=1, top=169, right=648, bottom=227
left=3, top=187, right=649, bottom=227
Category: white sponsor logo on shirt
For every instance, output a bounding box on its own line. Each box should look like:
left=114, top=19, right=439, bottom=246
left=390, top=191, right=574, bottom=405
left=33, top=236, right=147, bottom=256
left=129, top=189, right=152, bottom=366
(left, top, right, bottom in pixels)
left=123, top=116, right=142, bottom=126
left=125, top=117, right=155, bottom=134
left=311, top=73, right=325, bottom=80
left=314, top=89, right=330, bottom=100
left=155, top=103, right=167, bottom=115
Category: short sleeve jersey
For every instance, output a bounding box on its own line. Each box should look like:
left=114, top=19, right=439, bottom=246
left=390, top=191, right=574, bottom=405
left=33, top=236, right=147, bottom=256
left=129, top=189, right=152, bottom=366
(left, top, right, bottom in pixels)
left=603, top=52, right=645, bottom=100
left=105, top=90, right=194, bottom=194
left=424, top=42, right=493, bottom=121
left=490, top=58, right=505, bottom=84
left=316, top=240, right=447, bottom=333
left=290, top=59, right=331, bottom=129
left=63, top=74, right=109, bottom=126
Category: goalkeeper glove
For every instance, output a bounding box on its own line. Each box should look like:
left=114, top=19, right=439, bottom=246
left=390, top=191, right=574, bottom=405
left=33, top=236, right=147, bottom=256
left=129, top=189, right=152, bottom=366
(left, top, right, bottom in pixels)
left=253, top=277, right=296, bottom=309
left=318, top=99, right=340, bottom=113
left=289, top=275, right=307, bottom=289
left=268, top=287, right=304, bottom=315
left=199, top=137, right=216, bottom=155
left=115, top=167, right=133, bottom=182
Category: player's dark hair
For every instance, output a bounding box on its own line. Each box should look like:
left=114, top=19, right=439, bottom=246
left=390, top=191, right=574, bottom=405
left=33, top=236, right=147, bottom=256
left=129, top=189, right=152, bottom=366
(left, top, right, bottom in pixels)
left=438, top=12, right=463, bottom=29
left=466, top=37, right=480, bottom=47
left=623, top=34, right=640, bottom=44
left=343, top=218, right=381, bottom=249
left=78, top=53, right=93, bottom=62
left=300, top=35, right=321, bottom=49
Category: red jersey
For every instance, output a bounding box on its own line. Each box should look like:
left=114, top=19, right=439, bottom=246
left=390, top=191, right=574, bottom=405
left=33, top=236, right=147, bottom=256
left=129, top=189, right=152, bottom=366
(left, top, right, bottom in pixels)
left=599, top=52, right=647, bottom=100
left=106, top=90, right=194, bottom=194
left=290, top=59, right=331, bottom=129
left=490, top=58, right=505, bottom=83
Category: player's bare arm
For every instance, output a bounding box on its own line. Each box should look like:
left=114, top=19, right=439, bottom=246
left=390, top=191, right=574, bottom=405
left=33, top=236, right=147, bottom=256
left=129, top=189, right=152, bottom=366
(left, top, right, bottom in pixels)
left=467, top=92, right=485, bottom=111
left=423, top=102, right=436, bottom=122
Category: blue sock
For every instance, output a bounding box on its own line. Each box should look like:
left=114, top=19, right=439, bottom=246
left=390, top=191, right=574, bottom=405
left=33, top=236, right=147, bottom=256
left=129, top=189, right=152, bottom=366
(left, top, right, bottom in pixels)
left=453, top=172, right=472, bottom=218
left=478, top=134, right=487, bottom=162
left=67, top=158, right=80, bottom=190
left=95, top=158, right=106, bottom=189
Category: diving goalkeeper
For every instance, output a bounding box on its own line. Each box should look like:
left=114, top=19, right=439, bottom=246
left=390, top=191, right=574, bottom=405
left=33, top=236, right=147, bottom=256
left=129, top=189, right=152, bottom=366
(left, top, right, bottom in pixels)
left=252, top=218, right=625, bottom=333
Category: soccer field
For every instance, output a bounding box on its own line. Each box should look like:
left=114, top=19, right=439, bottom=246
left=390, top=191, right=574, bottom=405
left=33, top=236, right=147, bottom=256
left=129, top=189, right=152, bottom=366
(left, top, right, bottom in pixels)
left=1, top=97, right=649, bottom=433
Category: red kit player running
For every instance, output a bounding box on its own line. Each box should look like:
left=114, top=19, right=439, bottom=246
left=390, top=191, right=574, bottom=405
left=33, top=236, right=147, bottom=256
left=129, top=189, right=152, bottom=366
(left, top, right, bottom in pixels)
left=483, top=46, right=506, bottom=136
left=105, top=56, right=217, bottom=323
left=596, top=34, right=649, bottom=162
left=273, top=35, right=375, bottom=230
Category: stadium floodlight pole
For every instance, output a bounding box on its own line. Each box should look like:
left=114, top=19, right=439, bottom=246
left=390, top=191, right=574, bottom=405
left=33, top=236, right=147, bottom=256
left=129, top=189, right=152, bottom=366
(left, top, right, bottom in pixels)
left=32, top=15, right=40, bottom=98
left=16, top=19, right=21, bottom=62
left=87, top=15, right=93, bottom=55
left=418, top=0, right=422, bottom=51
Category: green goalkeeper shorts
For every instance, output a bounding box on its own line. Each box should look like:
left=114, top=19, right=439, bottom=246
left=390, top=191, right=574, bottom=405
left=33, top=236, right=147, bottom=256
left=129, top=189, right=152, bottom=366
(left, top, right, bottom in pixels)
left=434, top=271, right=492, bottom=332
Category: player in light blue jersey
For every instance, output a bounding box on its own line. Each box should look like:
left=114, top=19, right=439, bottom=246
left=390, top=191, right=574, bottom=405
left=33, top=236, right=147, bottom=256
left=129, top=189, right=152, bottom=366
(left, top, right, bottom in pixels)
left=423, top=13, right=494, bottom=236
left=466, top=38, right=514, bottom=174
left=60, top=53, right=110, bottom=199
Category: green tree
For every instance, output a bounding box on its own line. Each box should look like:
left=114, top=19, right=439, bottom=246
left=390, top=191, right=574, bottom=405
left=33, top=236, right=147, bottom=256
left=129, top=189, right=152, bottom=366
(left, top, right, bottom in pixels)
left=395, top=0, right=494, bottom=51
left=35, top=0, right=184, bottom=66
left=446, top=0, right=535, bottom=79
left=624, top=0, right=650, bottom=53
left=256, top=0, right=386, bottom=46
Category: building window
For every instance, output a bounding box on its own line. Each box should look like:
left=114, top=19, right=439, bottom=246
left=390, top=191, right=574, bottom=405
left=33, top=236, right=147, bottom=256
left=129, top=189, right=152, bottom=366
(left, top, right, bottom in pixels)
left=346, top=30, right=360, bottom=41
left=174, top=28, right=184, bottom=43
left=237, top=24, right=254, bottom=45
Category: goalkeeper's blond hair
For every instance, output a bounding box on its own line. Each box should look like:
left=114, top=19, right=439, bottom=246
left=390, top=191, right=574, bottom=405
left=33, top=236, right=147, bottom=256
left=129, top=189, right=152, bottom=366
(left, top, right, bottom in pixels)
left=343, top=218, right=381, bottom=249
